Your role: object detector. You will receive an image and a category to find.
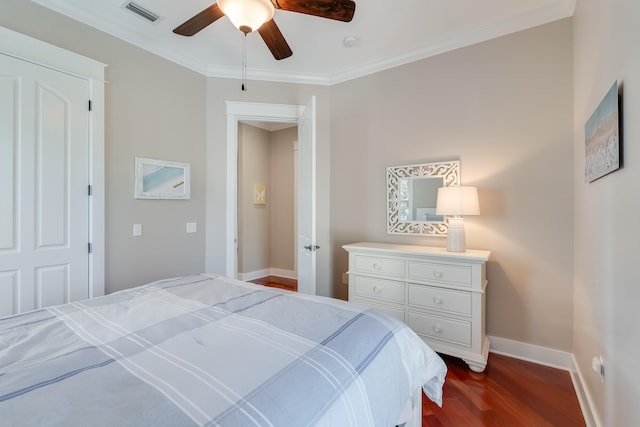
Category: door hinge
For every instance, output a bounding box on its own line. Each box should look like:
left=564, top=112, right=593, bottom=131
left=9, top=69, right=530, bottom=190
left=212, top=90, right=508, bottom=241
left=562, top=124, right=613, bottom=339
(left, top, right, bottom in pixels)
left=88, top=243, right=93, bottom=254
left=88, top=185, right=93, bottom=196
left=88, top=100, right=92, bottom=111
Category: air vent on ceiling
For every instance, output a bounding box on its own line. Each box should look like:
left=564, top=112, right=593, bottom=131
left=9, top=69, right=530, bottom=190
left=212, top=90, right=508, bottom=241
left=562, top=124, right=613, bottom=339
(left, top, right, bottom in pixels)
left=124, top=2, right=160, bottom=23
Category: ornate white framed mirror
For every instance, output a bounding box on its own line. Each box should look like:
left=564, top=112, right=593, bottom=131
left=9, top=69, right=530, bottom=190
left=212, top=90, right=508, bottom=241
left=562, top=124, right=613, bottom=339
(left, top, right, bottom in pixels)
left=386, top=160, right=460, bottom=235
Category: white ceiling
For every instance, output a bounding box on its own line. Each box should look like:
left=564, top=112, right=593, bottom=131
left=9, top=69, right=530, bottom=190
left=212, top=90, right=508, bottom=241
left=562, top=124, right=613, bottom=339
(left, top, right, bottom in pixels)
left=32, top=0, right=575, bottom=85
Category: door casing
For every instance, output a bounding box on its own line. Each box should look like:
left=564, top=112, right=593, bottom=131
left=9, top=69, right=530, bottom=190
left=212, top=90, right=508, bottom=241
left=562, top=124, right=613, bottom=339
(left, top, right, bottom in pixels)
left=0, top=26, right=105, bottom=309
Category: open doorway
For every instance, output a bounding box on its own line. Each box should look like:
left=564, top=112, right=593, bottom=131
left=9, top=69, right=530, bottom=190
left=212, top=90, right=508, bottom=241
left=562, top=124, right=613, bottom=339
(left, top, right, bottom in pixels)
left=225, top=98, right=317, bottom=295
left=237, top=121, right=298, bottom=291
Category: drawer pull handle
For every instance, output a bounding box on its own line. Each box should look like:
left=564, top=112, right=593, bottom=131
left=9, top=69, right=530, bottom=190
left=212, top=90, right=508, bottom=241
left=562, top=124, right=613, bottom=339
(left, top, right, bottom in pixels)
left=373, top=263, right=381, bottom=270
left=433, top=271, right=443, bottom=278
left=433, top=296, right=443, bottom=305
left=373, top=286, right=381, bottom=294
left=432, top=324, right=442, bottom=334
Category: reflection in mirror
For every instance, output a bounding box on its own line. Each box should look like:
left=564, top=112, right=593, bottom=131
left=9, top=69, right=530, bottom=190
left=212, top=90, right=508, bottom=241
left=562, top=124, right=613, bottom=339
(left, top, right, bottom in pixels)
left=399, top=177, right=444, bottom=221
left=387, top=161, right=460, bottom=236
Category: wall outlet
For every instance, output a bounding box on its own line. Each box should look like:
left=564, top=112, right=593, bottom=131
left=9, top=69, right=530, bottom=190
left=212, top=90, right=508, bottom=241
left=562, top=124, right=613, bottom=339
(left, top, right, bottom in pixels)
left=592, top=355, right=605, bottom=381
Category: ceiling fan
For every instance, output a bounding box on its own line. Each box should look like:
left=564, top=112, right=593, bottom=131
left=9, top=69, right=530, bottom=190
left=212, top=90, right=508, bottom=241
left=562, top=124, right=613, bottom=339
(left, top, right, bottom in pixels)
left=173, top=0, right=356, bottom=61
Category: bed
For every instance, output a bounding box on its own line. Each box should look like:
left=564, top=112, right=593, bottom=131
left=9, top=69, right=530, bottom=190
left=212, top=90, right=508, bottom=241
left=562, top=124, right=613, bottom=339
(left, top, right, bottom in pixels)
left=0, top=274, right=446, bottom=426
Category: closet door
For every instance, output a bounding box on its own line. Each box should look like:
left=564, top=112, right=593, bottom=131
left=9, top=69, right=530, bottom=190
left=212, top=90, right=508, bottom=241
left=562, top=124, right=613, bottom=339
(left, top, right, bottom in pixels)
left=0, top=53, right=90, bottom=315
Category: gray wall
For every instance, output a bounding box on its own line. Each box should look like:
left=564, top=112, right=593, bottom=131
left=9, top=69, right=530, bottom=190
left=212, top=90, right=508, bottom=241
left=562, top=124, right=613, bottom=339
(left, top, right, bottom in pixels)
left=0, top=0, right=207, bottom=293
left=573, top=0, right=640, bottom=425
left=238, top=123, right=271, bottom=274
left=269, top=127, right=297, bottom=273
left=330, top=20, right=574, bottom=352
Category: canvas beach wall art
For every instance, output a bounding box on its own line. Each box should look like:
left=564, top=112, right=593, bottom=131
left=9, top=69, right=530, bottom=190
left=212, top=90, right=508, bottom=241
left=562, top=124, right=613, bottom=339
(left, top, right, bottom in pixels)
left=585, top=81, right=620, bottom=183
left=135, top=157, right=191, bottom=199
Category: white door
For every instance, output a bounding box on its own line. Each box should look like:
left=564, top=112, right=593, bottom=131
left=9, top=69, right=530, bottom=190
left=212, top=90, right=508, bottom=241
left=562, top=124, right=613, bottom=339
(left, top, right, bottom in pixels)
left=296, top=96, right=317, bottom=295
left=0, top=53, right=90, bottom=316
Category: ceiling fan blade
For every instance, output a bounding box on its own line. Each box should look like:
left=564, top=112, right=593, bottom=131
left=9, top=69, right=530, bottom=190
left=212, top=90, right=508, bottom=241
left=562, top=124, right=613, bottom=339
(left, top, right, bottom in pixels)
left=173, top=4, right=225, bottom=36
left=257, top=20, right=293, bottom=60
left=274, top=0, right=356, bottom=22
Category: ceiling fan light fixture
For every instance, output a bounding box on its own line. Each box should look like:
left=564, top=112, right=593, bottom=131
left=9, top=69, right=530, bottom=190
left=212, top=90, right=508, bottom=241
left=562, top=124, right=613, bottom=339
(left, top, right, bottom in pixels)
left=217, top=0, right=274, bottom=33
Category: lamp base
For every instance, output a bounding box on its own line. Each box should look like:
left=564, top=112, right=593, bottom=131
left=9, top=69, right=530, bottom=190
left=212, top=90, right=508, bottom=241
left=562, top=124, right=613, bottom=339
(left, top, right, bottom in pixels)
left=446, top=217, right=466, bottom=252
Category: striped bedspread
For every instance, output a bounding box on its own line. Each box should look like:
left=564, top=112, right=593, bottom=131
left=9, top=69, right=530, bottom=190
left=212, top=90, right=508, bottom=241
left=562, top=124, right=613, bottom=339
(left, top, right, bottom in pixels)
left=0, top=274, right=446, bottom=426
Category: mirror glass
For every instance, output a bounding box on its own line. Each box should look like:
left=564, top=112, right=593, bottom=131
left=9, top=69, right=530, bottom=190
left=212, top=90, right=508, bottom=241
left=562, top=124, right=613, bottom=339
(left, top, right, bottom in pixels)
left=387, top=160, right=460, bottom=235
left=398, top=177, right=444, bottom=221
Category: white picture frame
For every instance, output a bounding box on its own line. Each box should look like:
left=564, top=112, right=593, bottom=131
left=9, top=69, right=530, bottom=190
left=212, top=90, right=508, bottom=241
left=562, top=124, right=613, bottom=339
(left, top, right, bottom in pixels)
left=134, top=157, right=190, bottom=200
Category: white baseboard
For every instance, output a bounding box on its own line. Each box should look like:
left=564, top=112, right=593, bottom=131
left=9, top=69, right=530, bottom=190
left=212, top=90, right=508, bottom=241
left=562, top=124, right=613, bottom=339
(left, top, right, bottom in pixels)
left=488, top=336, right=599, bottom=427
left=269, top=268, right=297, bottom=280
left=238, top=269, right=270, bottom=282
left=488, top=335, right=573, bottom=370
left=238, top=268, right=296, bottom=282
left=570, top=354, right=602, bottom=427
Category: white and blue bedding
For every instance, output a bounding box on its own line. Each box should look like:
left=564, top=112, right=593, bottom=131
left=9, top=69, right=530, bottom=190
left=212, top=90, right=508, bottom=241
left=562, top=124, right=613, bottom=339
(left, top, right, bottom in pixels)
left=0, top=274, right=446, bottom=426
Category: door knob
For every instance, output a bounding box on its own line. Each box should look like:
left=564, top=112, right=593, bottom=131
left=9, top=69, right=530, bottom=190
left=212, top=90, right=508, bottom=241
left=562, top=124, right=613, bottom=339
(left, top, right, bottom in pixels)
left=304, top=244, right=320, bottom=251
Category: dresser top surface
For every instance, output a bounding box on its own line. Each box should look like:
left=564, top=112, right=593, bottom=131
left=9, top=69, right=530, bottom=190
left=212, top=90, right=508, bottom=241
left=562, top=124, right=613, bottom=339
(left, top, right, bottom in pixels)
left=343, top=242, right=491, bottom=262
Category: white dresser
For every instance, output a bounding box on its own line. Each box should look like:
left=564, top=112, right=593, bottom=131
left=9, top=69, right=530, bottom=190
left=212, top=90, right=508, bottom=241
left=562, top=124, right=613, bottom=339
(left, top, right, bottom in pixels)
left=343, top=242, right=491, bottom=372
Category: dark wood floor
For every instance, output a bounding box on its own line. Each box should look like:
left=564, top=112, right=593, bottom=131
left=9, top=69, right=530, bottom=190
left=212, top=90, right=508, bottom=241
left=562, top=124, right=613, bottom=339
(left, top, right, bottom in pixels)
left=423, top=353, right=586, bottom=427
left=251, top=276, right=585, bottom=426
left=249, top=275, right=297, bottom=292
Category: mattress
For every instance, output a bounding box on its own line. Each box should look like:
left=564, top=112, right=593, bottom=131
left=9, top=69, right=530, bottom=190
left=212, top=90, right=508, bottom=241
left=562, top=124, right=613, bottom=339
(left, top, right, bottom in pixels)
left=0, top=274, right=446, bottom=426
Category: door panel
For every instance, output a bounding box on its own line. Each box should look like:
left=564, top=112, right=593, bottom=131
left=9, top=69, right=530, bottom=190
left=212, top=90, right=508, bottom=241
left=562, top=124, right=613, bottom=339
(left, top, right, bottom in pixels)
left=0, top=76, right=17, bottom=251
left=37, top=84, right=69, bottom=248
left=0, top=271, right=19, bottom=315
left=36, top=264, right=69, bottom=309
left=0, top=53, right=90, bottom=316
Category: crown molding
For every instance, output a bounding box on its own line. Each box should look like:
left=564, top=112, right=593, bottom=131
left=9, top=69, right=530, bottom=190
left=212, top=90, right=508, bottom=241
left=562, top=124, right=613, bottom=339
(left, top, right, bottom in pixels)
left=206, top=64, right=331, bottom=85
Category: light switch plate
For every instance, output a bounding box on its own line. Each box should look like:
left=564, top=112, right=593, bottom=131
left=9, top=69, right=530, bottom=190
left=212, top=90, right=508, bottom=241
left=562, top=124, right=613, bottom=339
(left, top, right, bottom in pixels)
left=133, top=224, right=142, bottom=237
left=592, top=355, right=605, bottom=381
left=186, top=222, right=197, bottom=233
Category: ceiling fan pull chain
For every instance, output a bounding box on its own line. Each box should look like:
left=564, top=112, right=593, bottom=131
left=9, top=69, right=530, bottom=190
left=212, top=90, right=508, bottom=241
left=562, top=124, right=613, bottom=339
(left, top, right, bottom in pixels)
left=242, top=32, right=247, bottom=91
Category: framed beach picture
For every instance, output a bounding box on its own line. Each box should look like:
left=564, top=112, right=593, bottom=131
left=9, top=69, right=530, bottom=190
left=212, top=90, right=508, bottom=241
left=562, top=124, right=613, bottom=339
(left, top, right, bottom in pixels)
left=585, top=81, right=620, bottom=183
left=134, top=157, right=190, bottom=200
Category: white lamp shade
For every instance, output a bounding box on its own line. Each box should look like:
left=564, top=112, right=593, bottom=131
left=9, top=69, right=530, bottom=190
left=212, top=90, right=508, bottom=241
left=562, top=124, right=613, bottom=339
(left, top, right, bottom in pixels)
left=218, top=0, right=274, bottom=33
left=436, top=186, right=480, bottom=216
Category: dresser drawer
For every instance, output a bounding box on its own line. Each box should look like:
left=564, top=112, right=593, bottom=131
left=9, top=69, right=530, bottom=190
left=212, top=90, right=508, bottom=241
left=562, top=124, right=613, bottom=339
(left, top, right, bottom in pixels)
left=408, top=284, right=471, bottom=316
left=407, top=311, right=471, bottom=347
left=352, top=275, right=404, bottom=304
left=350, top=297, right=405, bottom=322
left=353, top=255, right=404, bottom=278
left=408, top=261, right=471, bottom=286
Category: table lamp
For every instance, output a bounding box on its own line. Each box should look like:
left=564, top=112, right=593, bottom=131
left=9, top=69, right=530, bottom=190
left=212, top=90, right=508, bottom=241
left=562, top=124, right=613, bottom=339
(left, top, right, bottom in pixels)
left=436, top=186, right=480, bottom=252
